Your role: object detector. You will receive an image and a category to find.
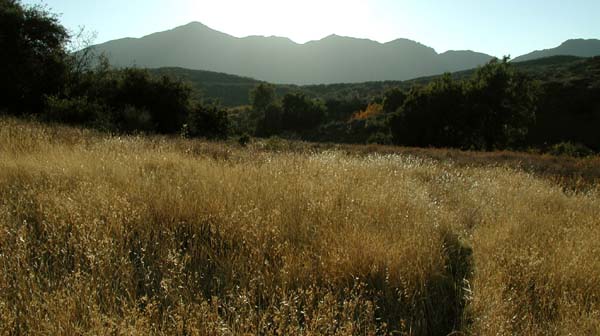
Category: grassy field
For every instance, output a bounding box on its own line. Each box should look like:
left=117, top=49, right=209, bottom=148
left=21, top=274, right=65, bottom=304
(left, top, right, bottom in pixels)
left=1, top=118, right=599, bottom=335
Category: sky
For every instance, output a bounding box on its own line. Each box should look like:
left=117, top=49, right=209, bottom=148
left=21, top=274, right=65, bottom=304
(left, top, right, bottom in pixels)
left=23, top=0, right=600, bottom=58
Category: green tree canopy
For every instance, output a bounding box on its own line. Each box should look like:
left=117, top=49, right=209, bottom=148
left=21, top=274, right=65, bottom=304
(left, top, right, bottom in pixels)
left=0, top=0, right=70, bottom=113
left=281, top=92, right=325, bottom=132
left=250, top=83, right=276, bottom=113
left=390, top=58, right=538, bottom=149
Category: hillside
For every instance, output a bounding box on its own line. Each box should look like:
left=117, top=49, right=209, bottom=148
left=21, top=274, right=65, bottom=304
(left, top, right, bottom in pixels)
left=513, top=38, right=600, bottom=62
left=92, top=21, right=494, bottom=84
left=149, top=67, right=264, bottom=106
left=151, top=55, right=598, bottom=106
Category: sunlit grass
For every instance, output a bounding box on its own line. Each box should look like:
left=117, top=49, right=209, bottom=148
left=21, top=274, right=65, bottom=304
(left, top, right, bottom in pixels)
left=0, top=118, right=598, bottom=335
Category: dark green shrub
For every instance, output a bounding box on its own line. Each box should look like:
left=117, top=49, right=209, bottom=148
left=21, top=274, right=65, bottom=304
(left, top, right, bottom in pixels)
left=281, top=93, right=325, bottom=132
left=0, top=0, right=69, bottom=113
left=237, top=133, right=251, bottom=147
left=390, top=58, right=538, bottom=150
left=44, top=95, right=108, bottom=125
left=256, top=104, right=283, bottom=136
left=367, top=132, right=393, bottom=145
left=549, top=142, right=593, bottom=157
left=117, top=105, right=153, bottom=133
left=187, top=103, right=230, bottom=139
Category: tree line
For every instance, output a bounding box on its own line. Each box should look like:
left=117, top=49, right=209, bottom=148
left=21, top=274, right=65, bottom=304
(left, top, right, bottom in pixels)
left=243, top=58, right=539, bottom=151
left=2, top=0, right=597, bottom=154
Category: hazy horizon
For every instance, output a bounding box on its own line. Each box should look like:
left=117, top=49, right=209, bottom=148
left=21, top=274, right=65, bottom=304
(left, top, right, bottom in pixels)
left=22, top=0, right=600, bottom=58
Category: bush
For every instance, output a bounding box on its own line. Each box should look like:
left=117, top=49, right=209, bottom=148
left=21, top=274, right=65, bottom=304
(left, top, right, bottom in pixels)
left=391, top=75, right=468, bottom=148
left=549, top=141, right=594, bottom=157
left=256, top=104, right=283, bottom=137
left=117, top=105, right=153, bottom=133
left=237, top=133, right=251, bottom=147
left=281, top=93, right=325, bottom=132
left=44, top=95, right=108, bottom=125
left=367, top=132, right=393, bottom=145
left=187, top=103, right=230, bottom=139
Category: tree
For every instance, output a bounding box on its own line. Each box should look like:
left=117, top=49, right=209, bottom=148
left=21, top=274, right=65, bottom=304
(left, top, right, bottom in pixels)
left=281, top=92, right=325, bottom=132
left=250, top=83, right=276, bottom=113
left=382, top=88, right=407, bottom=113
left=390, top=74, right=468, bottom=148
left=468, top=57, right=538, bottom=149
left=389, top=59, right=538, bottom=150
left=249, top=83, right=276, bottom=134
left=0, top=0, right=70, bottom=113
left=187, top=103, right=230, bottom=139
left=256, top=103, right=283, bottom=136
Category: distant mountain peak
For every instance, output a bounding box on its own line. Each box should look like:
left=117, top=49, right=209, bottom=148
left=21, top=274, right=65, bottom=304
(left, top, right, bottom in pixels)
left=385, top=38, right=433, bottom=49
left=183, top=21, right=207, bottom=27
left=561, top=38, right=599, bottom=45
left=323, top=33, right=340, bottom=39
left=514, top=38, right=600, bottom=62
left=316, top=34, right=377, bottom=44
left=172, top=21, right=212, bottom=31
left=386, top=37, right=421, bottom=45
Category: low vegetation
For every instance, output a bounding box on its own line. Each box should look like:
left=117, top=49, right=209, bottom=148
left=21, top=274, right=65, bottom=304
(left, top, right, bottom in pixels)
left=1, top=118, right=599, bottom=335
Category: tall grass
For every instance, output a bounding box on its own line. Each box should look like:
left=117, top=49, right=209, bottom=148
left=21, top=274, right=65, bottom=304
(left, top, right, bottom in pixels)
left=0, top=118, right=598, bottom=335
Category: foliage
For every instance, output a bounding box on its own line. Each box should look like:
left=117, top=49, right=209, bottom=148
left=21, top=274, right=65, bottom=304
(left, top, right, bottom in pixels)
left=44, top=95, right=109, bottom=126
left=248, top=84, right=278, bottom=135
left=42, top=58, right=231, bottom=137
left=117, top=105, right=154, bottom=133
left=324, top=97, right=368, bottom=121
left=252, top=91, right=326, bottom=137
left=0, top=1, right=231, bottom=139
left=391, top=74, right=469, bottom=148
left=249, top=83, right=276, bottom=113
left=187, top=103, right=229, bottom=139
left=256, top=103, right=284, bottom=136
left=390, top=58, right=538, bottom=150
left=0, top=0, right=69, bottom=113
left=468, top=57, right=538, bottom=149
left=382, top=87, right=407, bottom=113
left=237, top=133, right=251, bottom=147
left=549, top=141, right=594, bottom=157
left=280, top=92, right=325, bottom=131
left=350, top=103, right=383, bottom=121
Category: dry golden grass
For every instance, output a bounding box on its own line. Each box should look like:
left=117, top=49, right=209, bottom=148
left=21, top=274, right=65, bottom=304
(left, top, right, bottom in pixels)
left=0, top=118, right=599, bottom=335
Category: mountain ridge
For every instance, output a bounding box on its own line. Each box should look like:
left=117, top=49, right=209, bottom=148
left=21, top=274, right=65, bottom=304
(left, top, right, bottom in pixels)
left=91, top=22, right=600, bottom=84
left=91, top=21, right=495, bottom=84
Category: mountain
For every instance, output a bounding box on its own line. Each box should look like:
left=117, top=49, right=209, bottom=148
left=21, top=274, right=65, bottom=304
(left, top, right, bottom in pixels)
left=513, top=39, right=600, bottom=62
left=91, top=22, right=494, bottom=84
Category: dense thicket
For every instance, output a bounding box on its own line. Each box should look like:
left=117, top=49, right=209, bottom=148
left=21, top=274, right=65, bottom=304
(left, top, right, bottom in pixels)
left=390, top=58, right=538, bottom=150
left=525, top=58, right=600, bottom=150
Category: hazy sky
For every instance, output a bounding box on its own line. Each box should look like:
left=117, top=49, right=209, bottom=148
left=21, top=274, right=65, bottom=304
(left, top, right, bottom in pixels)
left=23, top=0, right=600, bottom=57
